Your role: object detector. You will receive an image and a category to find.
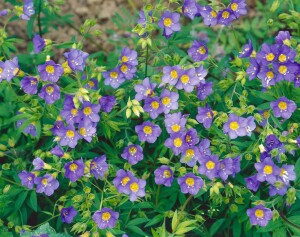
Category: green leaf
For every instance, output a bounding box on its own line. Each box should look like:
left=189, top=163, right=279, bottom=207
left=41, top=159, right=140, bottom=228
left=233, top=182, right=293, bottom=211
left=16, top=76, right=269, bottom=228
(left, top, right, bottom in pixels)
left=232, top=219, right=241, bottom=237
left=270, top=114, right=283, bottom=130
left=145, top=214, right=164, bottom=227
left=127, top=226, right=146, bottom=236
left=209, top=218, right=226, bottom=236
left=171, top=210, right=178, bottom=232
left=127, top=218, right=149, bottom=227
left=28, top=191, right=38, bottom=212
left=295, top=158, right=300, bottom=182
left=175, top=226, right=195, bottom=235
left=177, top=220, right=197, bottom=230
left=15, top=191, right=28, bottom=211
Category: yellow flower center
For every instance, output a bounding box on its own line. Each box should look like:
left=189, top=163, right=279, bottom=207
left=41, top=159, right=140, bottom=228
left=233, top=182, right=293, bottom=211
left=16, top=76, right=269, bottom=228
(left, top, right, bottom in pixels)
left=186, top=135, right=192, bottom=143
left=263, top=111, right=270, bottom=119
left=121, top=64, right=128, bottom=73
left=79, top=127, right=86, bottom=136
left=88, top=81, right=95, bottom=87
left=278, top=65, right=287, bottom=74
left=229, top=121, right=239, bottom=130
left=280, top=168, right=285, bottom=177
left=171, top=124, right=181, bottom=132
left=28, top=176, right=32, bottom=181
left=181, top=74, right=190, bottom=84
left=143, top=125, right=152, bottom=134
left=130, top=182, right=139, bottom=192
left=206, top=161, right=215, bottom=170
left=255, top=209, right=264, bottom=218
left=129, top=146, right=137, bottom=154
left=263, top=165, right=273, bottom=175
left=110, top=72, right=118, bottom=79
left=222, top=11, right=230, bottom=19
left=13, top=68, right=19, bottom=76
left=210, top=10, right=217, bottom=18
left=185, top=177, right=195, bottom=186
left=170, top=70, right=178, bottom=79
left=163, top=18, right=172, bottom=27
left=30, top=80, right=37, bottom=85
left=83, top=107, right=92, bottom=115
left=46, top=65, right=55, bottom=74
left=162, top=97, right=171, bottom=105
left=90, top=161, right=97, bottom=170
left=71, top=108, right=78, bottom=116
left=207, top=112, right=212, bottom=118
left=266, top=71, right=274, bottom=79
left=102, top=212, right=111, bottom=221
left=278, top=54, right=287, bottom=62
left=266, top=53, right=275, bottom=61
left=46, top=86, right=54, bottom=94
left=231, top=3, right=238, bottom=11
left=121, top=177, right=130, bottom=186
left=174, top=138, right=183, bottom=147
left=66, top=130, right=75, bottom=138
left=122, top=56, right=128, bottom=63
left=0, top=67, right=2, bottom=73
left=145, top=89, right=154, bottom=97
left=186, top=149, right=194, bottom=157
left=278, top=101, right=287, bottom=110
left=163, top=170, right=171, bottom=178
left=198, top=46, right=206, bottom=55
left=69, top=163, right=78, bottom=172
left=151, top=101, right=159, bottom=109
left=42, top=178, right=48, bottom=185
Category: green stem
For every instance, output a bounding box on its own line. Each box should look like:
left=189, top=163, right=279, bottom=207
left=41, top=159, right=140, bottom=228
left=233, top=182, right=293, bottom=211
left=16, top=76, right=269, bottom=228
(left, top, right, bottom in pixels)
left=38, top=0, right=42, bottom=36
left=155, top=185, right=161, bottom=208
left=145, top=44, right=149, bottom=78
left=0, top=176, right=25, bottom=188
left=280, top=212, right=300, bottom=230
left=172, top=195, right=193, bottom=233
left=32, top=214, right=60, bottom=229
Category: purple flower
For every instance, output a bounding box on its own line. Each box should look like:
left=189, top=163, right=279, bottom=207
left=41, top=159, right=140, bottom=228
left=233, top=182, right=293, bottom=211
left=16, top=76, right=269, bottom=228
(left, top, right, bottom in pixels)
left=180, top=146, right=200, bottom=167
left=255, top=157, right=280, bottom=184
left=33, top=157, right=45, bottom=170
left=121, top=144, right=143, bottom=165
left=230, top=0, right=247, bottom=18
left=279, top=165, right=296, bottom=184
left=21, top=0, right=35, bottom=20
left=270, top=96, right=297, bottom=119
left=245, top=174, right=260, bottom=192
left=158, top=11, right=181, bottom=39
left=61, top=106, right=82, bottom=126
left=20, top=76, right=38, bottom=94
left=273, top=63, right=298, bottom=82
left=18, top=171, right=35, bottom=189
left=218, top=158, right=234, bottom=181
left=119, top=63, right=136, bottom=80
left=160, top=89, right=179, bottom=114
left=16, top=118, right=37, bottom=137
left=90, top=155, right=109, bottom=179
left=64, top=159, right=85, bottom=182
left=223, top=114, right=247, bottom=139
left=82, top=101, right=100, bottom=123
left=154, top=165, right=174, bottom=187
left=103, top=67, right=125, bottom=89
left=176, top=68, right=198, bottom=92
left=120, top=47, right=138, bottom=66
left=113, top=169, right=135, bottom=194
left=198, top=155, right=219, bottom=179
left=199, top=6, right=218, bottom=26
left=0, top=9, right=9, bottom=17
left=134, top=77, right=156, bottom=101
left=178, top=172, right=204, bottom=195
left=93, top=207, right=119, bottom=229
left=182, top=0, right=201, bottom=20
left=78, top=121, right=96, bottom=142
left=195, top=65, right=208, bottom=82
left=85, top=78, right=98, bottom=90
left=196, top=81, right=213, bottom=100
left=295, top=69, right=300, bottom=87
left=128, top=178, right=146, bottom=201
left=247, top=205, right=273, bottom=227
left=257, top=66, right=277, bottom=87
left=143, top=96, right=163, bottom=119
left=0, top=61, right=7, bottom=82
left=245, top=116, right=256, bottom=136
left=61, top=206, right=77, bottom=224
left=217, top=9, right=235, bottom=26
left=135, top=121, right=162, bottom=143
left=99, top=95, right=116, bottom=113
left=196, top=105, right=214, bottom=129
left=162, top=65, right=181, bottom=86
left=259, top=110, right=270, bottom=127
left=59, top=125, right=80, bottom=148
left=33, top=34, right=46, bottom=54
left=265, top=134, right=282, bottom=151
left=256, top=43, right=279, bottom=64
left=269, top=179, right=288, bottom=196
left=188, top=41, right=208, bottom=62
left=164, top=112, right=187, bottom=134
left=51, top=120, right=64, bottom=136
left=50, top=146, right=64, bottom=157
left=275, top=31, right=291, bottom=46
left=4, top=57, right=19, bottom=81
left=246, top=58, right=260, bottom=80
left=198, top=138, right=211, bottom=158
left=184, top=128, right=199, bottom=147
left=38, top=60, right=63, bottom=82
left=277, top=45, right=296, bottom=63
left=64, top=49, right=89, bottom=72
left=34, top=174, right=59, bottom=196
left=164, top=132, right=186, bottom=156
left=239, top=39, right=253, bottom=58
